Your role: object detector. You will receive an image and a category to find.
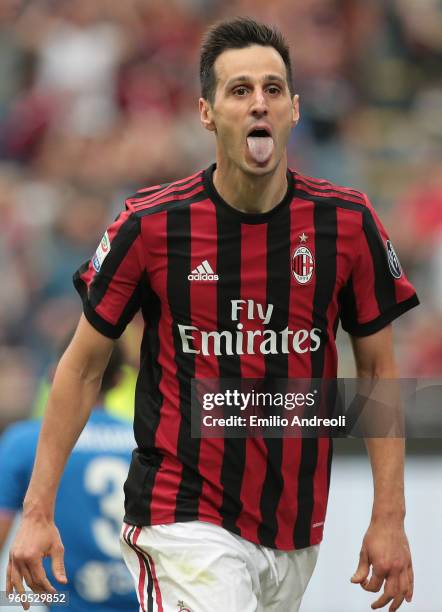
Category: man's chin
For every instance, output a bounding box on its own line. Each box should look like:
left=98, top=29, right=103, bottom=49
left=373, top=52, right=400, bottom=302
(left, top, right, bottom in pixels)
left=243, top=156, right=277, bottom=176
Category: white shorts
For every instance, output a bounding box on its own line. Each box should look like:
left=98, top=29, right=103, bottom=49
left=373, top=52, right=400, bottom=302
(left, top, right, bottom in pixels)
left=120, top=520, right=319, bottom=612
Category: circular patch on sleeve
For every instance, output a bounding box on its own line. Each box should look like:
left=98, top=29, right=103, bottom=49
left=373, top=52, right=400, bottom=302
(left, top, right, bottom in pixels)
left=92, top=231, right=110, bottom=273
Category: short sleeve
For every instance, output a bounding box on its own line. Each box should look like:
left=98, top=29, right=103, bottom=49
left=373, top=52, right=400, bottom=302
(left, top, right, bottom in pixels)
left=339, top=195, right=419, bottom=337
left=0, top=425, right=35, bottom=511
left=73, top=209, right=145, bottom=339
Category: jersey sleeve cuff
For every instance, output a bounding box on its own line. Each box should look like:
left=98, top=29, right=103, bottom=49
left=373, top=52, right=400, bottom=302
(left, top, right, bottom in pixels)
left=343, top=293, right=420, bottom=337
left=73, top=271, right=123, bottom=339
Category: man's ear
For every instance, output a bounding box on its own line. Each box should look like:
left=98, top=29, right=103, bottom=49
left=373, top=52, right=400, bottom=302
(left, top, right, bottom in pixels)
left=291, top=94, right=300, bottom=127
left=199, top=98, right=216, bottom=132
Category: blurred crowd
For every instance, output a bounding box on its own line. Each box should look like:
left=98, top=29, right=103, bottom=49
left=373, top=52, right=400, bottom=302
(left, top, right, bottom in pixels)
left=0, top=0, right=441, bottom=425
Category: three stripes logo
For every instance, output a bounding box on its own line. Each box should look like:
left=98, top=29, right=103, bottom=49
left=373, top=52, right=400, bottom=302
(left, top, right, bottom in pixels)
left=292, top=246, right=314, bottom=284
left=188, top=259, right=219, bottom=282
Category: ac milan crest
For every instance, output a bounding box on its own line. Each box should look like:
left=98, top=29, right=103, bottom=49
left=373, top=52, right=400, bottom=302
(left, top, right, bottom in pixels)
left=292, top=246, right=314, bottom=284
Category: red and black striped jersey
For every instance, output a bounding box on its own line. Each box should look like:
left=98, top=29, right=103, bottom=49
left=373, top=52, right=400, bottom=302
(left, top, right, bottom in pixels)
left=73, top=164, right=418, bottom=551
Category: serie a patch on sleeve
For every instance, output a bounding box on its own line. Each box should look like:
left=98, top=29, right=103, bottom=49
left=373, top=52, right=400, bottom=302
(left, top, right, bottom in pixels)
left=92, top=231, right=111, bottom=272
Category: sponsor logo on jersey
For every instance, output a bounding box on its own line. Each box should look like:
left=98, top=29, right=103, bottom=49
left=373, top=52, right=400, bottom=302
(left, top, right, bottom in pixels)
left=188, top=259, right=219, bottom=281
left=292, top=246, right=314, bottom=284
left=92, top=231, right=111, bottom=272
left=386, top=240, right=402, bottom=279
left=177, top=300, right=323, bottom=356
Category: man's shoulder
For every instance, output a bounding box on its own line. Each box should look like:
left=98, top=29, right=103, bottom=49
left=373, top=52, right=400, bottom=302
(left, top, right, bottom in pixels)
left=290, top=169, right=370, bottom=212
left=124, top=169, right=206, bottom=218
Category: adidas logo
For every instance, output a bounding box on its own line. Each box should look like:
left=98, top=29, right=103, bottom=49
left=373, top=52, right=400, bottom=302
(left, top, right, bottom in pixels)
left=188, top=259, right=219, bottom=281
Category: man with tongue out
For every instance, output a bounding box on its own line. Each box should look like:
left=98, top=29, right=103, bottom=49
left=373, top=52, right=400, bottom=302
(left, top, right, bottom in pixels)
left=7, top=17, right=418, bottom=612
left=199, top=21, right=299, bottom=216
left=195, top=18, right=415, bottom=612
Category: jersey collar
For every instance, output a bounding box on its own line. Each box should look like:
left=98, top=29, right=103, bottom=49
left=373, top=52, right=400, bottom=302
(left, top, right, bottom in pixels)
left=203, top=163, right=294, bottom=224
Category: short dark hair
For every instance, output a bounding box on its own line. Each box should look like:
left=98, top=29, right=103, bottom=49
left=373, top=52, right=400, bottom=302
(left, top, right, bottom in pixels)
left=200, top=17, right=294, bottom=104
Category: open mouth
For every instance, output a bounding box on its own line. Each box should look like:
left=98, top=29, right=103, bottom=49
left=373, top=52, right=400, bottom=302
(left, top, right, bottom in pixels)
left=248, top=128, right=271, bottom=137
left=246, top=127, right=274, bottom=164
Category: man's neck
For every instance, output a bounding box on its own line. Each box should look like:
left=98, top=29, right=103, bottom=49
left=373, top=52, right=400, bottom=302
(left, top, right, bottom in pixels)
left=213, top=158, right=288, bottom=215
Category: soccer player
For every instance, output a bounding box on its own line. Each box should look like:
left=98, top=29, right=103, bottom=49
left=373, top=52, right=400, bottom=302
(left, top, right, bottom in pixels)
left=0, top=343, right=138, bottom=611
left=7, top=17, right=418, bottom=612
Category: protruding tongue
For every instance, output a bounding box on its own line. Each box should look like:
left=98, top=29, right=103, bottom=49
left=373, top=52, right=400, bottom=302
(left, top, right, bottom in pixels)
left=247, top=136, right=274, bottom=164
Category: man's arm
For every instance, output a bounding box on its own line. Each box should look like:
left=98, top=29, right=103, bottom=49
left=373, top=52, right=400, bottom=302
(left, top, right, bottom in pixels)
left=350, top=324, right=413, bottom=612
left=7, top=314, right=114, bottom=609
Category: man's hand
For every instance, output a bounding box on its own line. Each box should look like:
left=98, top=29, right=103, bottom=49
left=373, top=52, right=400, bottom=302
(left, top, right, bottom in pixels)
left=6, top=515, right=67, bottom=611
left=351, top=519, right=414, bottom=612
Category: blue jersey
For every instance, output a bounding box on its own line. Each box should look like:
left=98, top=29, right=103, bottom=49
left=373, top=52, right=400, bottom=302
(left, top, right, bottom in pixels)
left=0, top=410, right=138, bottom=612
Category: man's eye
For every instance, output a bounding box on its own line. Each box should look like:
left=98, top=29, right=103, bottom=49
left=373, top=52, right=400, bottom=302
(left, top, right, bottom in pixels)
left=233, top=87, right=248, bottom=96
left=267, top=86, right=281, bottom=95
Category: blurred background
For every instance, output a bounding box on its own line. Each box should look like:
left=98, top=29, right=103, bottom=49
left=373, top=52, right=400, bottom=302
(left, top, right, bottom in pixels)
left=0, top=0, right=441, bottom=609
left=0, top=0, right=441, bottom=426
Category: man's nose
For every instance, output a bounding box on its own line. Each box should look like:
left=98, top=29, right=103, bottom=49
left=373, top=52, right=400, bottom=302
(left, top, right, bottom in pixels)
left=250, top=89, right=268, bottom=116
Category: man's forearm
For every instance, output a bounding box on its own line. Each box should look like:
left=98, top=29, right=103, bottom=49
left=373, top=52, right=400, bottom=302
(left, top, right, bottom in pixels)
left=360, top=373, right=406, bottom=522
left=350, top=328, right=413, bottom=608
left=365, top=437, right=405, bottom=521
left=353, top=327, right=406, bottom=523
left=23, top=352, right=107, bottom=520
